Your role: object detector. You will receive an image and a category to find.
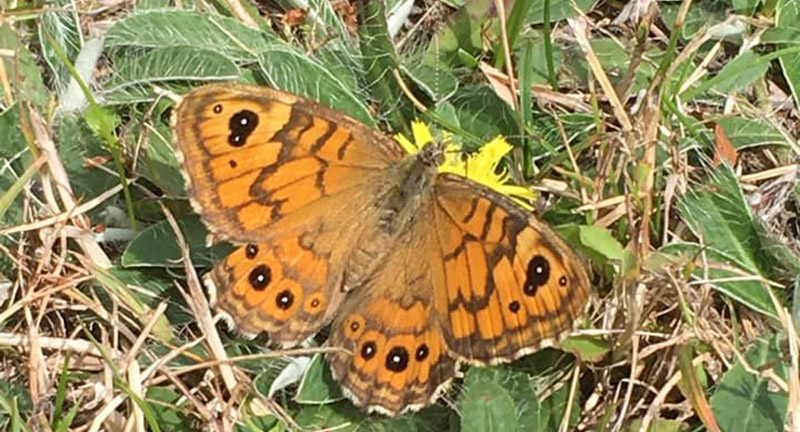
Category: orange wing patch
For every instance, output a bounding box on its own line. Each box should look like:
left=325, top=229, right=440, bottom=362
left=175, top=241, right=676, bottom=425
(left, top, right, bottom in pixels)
left=173, top=83, right=403, bottom=243
left=327, top=294, right=455, bottom=416
left=432, top=174, right=591, bottom=364
left=208, top=227, right=341, bottom=346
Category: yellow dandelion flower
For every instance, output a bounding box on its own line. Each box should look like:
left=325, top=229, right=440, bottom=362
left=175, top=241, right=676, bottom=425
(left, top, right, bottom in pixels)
left=394, top=121, right=536, bottom=207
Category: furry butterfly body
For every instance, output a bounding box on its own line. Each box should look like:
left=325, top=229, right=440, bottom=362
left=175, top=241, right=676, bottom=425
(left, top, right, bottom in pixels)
left=174, top=83, right=591, bottom=415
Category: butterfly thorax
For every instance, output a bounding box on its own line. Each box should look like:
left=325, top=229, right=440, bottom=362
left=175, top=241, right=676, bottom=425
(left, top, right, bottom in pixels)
left=343, top=147, right=439, bottom=289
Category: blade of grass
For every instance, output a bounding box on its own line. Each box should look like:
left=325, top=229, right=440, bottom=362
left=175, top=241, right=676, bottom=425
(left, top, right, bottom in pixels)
left=52, top=354, right=71, bottom=427
left=543, top=0, right=558, bottom=89
left=0, top=156, right=44, bottom=221
left=519, top=39, right=536, bottom=176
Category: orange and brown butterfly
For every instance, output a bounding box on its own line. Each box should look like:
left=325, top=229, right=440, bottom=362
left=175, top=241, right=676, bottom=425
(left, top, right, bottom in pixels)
left=172, top=83, right=591, bottom=416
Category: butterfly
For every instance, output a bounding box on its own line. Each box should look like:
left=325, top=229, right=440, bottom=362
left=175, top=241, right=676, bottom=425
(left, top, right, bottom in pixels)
left=173, top=83, right=591, bottom=416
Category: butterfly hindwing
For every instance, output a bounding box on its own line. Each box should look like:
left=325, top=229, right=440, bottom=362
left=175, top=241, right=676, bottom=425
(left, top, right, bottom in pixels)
left=327, top=226, right=456, bottom=415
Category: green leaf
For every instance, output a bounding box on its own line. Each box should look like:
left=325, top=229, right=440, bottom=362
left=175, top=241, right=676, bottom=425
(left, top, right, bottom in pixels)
left=103, top=47, right=241, bottom=101
left=711, top=51, right=769, bottom=94
left=0, top=25, right=48, bottom=111
left=628, top=418, right=683, bottom=432
left=662, top=0, right=727, bottom=39
left=777, top=0, right=800, bottom=109
left=85, top=105, right=121, bottom=141
left=577, top=225, right=636, bottom=275
left=678, top=165, right=772, bottom=276
left=710, top=336, right=789, bottom=432
left=296, top=355, right=343, bottom=404
left=450, top=85, right=517, bottom=143
left=731, top=0, right=761, bottom=14
left=716, top=116, right=790, bottom=149
left=257, top=47, right=375, bottom=126
left=0, top=380, right=32, bottom=431
left=137, top=119, right=185, bottom=196
left=460, top=368, right=520, bottom=432
left=145, top=387, right=195, bottom=432
left=539, top=381, right=580, bottom=432
left=121, top=215, right=233, bottom=268
left=424, top=0, right=492, bottom=68
left=659, top=242, right=779, bottom=318
left=525, top=0, right=595, bottom=24
left=560, top=335, right=611, bottom=363
left=38, top=0, right=83, bottom=95
left=105, top=10, right=278, bottom=62
left=403, top=62, right=459, bottom=102
left=56, top=117, right=119, bottom=199
left=0, top=158, right=42, bottom=223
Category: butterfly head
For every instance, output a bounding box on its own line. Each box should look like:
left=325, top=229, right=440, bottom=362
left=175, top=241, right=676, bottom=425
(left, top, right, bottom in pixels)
left=418, top=141, right=447, bottom=168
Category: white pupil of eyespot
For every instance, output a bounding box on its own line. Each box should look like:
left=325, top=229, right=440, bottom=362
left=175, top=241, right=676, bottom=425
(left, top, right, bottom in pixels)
left=241, top=118, right=247, bottom=125
left=536, top=267, right=542, bottom=273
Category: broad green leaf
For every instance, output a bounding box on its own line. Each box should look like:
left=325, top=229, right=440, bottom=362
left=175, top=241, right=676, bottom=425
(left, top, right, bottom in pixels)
left=660, top=242, right=779, bottom=318
left=103, top=47, right=240, bottom=100
left=57, top=117, right=119, bottom=199
left=145, top=387, right=194, bottom=432
left=121, top=215, right=232, bottom=268
left=560, top=335, right=611, bottom=363
left=710, top=336, right=789, bottom=432
left=105, top=10, right=278, bottom=62
left=403, top=62, right=459, bottom=102
left=450, top=85, right=517, bottom=143
left=257, top=47, right=375, bottom=126
left=716, top=116, right=789, bottom=149
left=109, top=268, right=195, bottom=326
left=295, top=355, right=343, bottom=404
left=0, top=380, right=32, bottom=430
left=0, top=158, right=43, bottom=222
left=762, top=26, right=800, bottom=44
left=678, top=165, right=770, bottom=276
left=0, top=25, right=48, bottom=111
left=460, top=368, right=519, bottom=432
left=459, top=366, right=558, bottom=432
left=38, top=0, right=83, bottom=95
left=578, top=225, right=636, bottom=275
left=662, top=0, right=727, bottom=39
left=539, top=381, right=580, bottom=432
left=295, top=401, right=453, bottom=431
left=137, top=120, right=184, bottom=197
left=777, top=0, right=800, bottom=109
left=731, top=0, right=760, bottom=14
left=711, top=51, right=769, bottom=94
left=424, top=0, right=493, bottom=67
left=92, top=266, right=175, bottom=342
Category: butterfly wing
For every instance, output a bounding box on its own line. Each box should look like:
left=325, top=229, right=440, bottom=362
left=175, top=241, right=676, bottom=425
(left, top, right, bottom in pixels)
left=326, top=170, right=590, bottom=414
left=174, top=83, right=404, bottom=242
left=174, top=83, right=405, bottom=345
left=326, top=217, right=456, bottom=416
left=429, top=173, right=591, bottom=363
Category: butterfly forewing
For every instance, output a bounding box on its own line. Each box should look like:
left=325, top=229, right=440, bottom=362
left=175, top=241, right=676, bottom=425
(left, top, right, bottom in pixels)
left=173, top=83, right=403, bottom=243
left=429, top=174, right=591, bottom=363
left=175, top=84, right=404, bottom=345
